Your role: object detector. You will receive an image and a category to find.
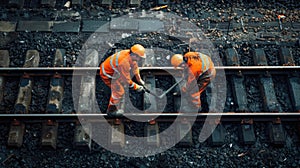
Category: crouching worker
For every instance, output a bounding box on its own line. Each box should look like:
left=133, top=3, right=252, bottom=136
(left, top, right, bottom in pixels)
left=171, top=52, right=216, bottom=111
left=100, top=44, right=146, bottom=117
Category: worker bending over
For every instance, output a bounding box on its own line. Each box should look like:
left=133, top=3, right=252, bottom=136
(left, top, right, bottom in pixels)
left=171, top=52, right=216, bottom=110
left=100, top=44, right=146, bottom=117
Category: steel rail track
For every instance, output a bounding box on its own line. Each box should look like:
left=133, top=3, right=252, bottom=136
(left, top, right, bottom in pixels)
left=0, top=113, right=299, bottom=122
left=0, top=66, right=299, bottom=76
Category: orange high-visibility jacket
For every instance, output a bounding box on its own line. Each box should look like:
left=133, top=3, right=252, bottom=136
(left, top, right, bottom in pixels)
left=100, top=50, right=140, bottom=90
left=184, top=52, right=215, bottom=91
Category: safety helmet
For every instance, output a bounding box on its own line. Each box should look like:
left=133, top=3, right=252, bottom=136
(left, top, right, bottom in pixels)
left=171, top=54, right=184, bottom=67
left=131, top=44, right=146, bottom=58
left=184, top=52, right=199, bottom=57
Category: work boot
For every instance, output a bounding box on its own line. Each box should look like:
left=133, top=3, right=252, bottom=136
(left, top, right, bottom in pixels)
left=107, top=109, right=124, bottom=117
left=107, top=105, right=124, bottom=117
left=107, top=105, right=117, bottom=113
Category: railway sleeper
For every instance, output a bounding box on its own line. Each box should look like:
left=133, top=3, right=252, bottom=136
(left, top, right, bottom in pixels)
left=288, top=76, right=300, bottom=112
left=78, top=76, right=95, bottom=113
left=77, top=47, right=98, bottom=112
left=53, top=21, right=80, bottom=33
left=7, top=120, right=25, bottom=148
left=109, top=119, right=125, bottom=148
left=252, top=48, right=282, bottom=112
left=138, top=19, right=164, bottom=32
left=74, top=122, right=92, bottom=151
left=24, top=50, right=40, bottom=67
left=46, top=75, right=64, bottom=113
left=40, top=0, right=56, bottom=8
left=1, top=154, right=27, bottom=167
left=83, top=49, right=99, bottom=67
left=110, top=18, right=139, bottom=31
left=252, top=48, right=268, bottom=66
left=54, top=49, right=66, bottom=67
left=8, top=0, right=24, bottom=8
left=177, top=120, right=193, bottom=147
left=259, top=77, right=282, bottom=112
left=239, top=119, right=256, bottom=145
left=225, top=48, right=240, bottom=66
left=145, top=121, right=159, bottom=147
left=0, top=50, right=9, bottom=103
left=82, top=20, right=110, bottom=33
left=143, top=75, right=157, bottom=112
left=210, top=122, right=225, bottom=146
left=14, top=50, right=39, bottom=113
left=231, top=75, right=248, bottom=112
left=71, top=0, right=83, bottom=8
left=14, top=77, right=33, bottom=114
left=0, top=50, right=10, bottom=67
left=41, top=120, right=58, bottom=149
left=279, top=47, right=295, bottom=66
left=17, top=21, right=53, bottom=33
left=268, top=119, right=285, bottom=146
left=225, top=46, right=246, bottom=116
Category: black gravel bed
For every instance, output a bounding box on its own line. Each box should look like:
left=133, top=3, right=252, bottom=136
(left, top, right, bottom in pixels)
left=0, top=0, right=299, bottom=167
left=0, top=77, right=20, bottom=114
left=272, top=76, right=293, bottom=112
left=291, top=47, right=300, bottom=66
left=0, top=32, right=88, bottom=67
left=244, top=75, right=264, bottom=112
left=29, top=77, right=50, bottom=114
left=62, top=76, right=75, bottom=114
left=0, top=122, right=299, bottom=167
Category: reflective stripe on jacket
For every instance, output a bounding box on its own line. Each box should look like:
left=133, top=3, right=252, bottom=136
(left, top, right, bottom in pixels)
left=184, top=52, right=215, bottom=91
left=100, top=50, right=139, bottom=90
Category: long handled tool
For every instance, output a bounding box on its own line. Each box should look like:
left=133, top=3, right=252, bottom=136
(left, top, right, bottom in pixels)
left=143, top=85, right=160, bottom=98
left=157, top=78, right=184, bottom=99
left=143, top=78, right=184, bottom=99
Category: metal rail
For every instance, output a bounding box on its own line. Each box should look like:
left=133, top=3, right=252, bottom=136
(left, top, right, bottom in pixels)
left=0, top=66, right=299, bottom=76
left=0, top=113, right=299, bottom=122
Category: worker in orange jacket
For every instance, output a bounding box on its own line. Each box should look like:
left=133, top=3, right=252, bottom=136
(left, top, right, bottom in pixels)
left=100, top=44, right=146, bottom=117
left=171, top=52, right=216, bottom=110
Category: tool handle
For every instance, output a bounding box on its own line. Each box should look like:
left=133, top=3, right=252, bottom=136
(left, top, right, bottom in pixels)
left=141, top=84, right=160, bottom=98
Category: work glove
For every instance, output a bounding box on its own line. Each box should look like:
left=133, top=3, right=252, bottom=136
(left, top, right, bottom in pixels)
left=136, top=85, right=145, bottom=92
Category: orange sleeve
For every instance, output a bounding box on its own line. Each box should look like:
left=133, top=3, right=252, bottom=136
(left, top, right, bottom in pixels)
left=185, top=70, right=196, bottom=90
left=119, top=60, right=138, bottom=90
left=132, top=61, right=143, bottom=83
left=185, top=63, right=199, bottom=90
left=132, top=61, right=139, bottom=76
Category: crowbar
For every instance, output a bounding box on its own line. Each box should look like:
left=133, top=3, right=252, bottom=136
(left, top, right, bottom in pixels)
left=142, top=78, right=184, bottom=99
left=143, top=85, right=160, bottom=98
left=157, top=78, right=184, bottom=99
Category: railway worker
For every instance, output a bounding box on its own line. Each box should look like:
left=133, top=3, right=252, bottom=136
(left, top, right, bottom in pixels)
left=171, top=52, right=216, bottom=111
left=100, top=44, right=146, bottom=117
